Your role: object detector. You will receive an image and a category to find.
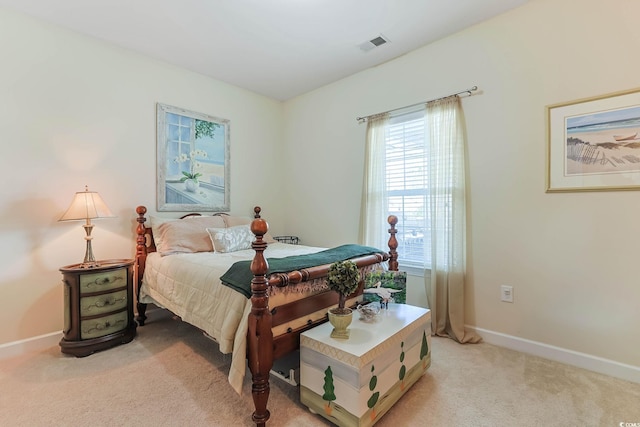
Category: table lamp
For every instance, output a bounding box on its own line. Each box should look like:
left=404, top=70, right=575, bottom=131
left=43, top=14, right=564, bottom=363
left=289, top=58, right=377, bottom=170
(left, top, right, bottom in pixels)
left=59, top=186, right=115, bottom=268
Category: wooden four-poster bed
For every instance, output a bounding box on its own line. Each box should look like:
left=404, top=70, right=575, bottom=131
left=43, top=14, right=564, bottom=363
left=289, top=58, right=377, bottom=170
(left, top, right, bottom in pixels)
left=133, top=205, right=399, bottom=426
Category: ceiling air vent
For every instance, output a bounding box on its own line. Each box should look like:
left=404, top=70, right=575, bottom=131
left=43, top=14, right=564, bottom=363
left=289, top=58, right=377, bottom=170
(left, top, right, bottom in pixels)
left=358, top=34, right=390, bottom=52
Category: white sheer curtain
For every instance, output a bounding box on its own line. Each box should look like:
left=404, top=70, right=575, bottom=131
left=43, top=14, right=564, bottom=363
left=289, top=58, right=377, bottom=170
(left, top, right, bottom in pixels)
left=359, top=113, right=390, bottom=249
left=360, top=99, right=479, bottom=343
left=426, top=96, right=480, bottom=343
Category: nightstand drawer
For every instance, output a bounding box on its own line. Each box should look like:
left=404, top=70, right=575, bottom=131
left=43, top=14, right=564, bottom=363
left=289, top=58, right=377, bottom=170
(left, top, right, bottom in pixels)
left=81, top=310, right=129, bottom=339
left=80, top=289, right=128, bottom=316
left=79, top=268, right=127, bottom=294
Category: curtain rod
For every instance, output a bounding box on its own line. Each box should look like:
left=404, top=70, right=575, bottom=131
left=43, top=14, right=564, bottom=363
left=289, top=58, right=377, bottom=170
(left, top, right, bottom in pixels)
left=356, top=85, right=478, bottom=123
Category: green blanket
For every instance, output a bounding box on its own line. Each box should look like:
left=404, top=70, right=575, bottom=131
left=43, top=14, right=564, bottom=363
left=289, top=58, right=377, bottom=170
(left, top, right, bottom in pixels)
left=220, top=244, right=384, bottom=298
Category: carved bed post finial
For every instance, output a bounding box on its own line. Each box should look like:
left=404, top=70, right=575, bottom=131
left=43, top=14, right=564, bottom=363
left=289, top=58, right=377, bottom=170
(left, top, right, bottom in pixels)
left=387, top=215, right=399, bottom=271
left=248, top=217, right=272, bottom=427
left=254, top=206, right=262, bottom=218
left=135, top=206, right=149, bottom=325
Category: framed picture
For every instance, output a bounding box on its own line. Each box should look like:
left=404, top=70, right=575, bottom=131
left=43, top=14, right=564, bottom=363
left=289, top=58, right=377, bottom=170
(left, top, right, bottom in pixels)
left=363, top=271, right=407, bottom=305
left=156, top=103, right=230, bottom=211
left=546, top=88, right=640, bottom=192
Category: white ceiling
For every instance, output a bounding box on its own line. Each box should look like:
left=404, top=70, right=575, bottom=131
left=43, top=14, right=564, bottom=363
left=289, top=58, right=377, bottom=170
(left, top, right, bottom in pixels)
left=0, top=0, right=529, bottom=100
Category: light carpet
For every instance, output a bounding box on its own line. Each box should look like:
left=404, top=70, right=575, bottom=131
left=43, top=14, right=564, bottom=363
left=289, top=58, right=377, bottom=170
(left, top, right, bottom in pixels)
left=1, top=308, right=639, bottom=427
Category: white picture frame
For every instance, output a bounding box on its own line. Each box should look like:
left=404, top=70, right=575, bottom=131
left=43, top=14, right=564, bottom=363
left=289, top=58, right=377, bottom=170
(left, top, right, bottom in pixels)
left=156, top=103, right=230, bottom=211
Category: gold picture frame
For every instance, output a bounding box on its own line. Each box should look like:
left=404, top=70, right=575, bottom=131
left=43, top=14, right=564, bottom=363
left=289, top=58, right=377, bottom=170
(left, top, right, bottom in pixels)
left=546, top=87, right=640, bottom=192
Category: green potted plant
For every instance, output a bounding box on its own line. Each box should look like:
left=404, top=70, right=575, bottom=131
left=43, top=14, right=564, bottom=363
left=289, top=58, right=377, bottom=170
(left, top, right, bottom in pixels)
left=326, top=260, right=361, bottom=339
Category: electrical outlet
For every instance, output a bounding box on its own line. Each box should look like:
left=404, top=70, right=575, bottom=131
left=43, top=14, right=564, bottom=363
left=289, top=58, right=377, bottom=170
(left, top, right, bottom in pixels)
left=500, top=285, right=513, bottom=303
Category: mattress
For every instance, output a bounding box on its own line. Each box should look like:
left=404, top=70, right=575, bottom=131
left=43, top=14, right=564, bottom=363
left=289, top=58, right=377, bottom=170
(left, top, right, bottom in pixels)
left=140, top=242, right=328, bottom=394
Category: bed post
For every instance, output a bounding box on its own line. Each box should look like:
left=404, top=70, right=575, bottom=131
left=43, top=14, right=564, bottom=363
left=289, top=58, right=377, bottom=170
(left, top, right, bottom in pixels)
left=248, top=217, right=273, bottom=427
left=135, top=206, right=149, bottom=326
left=387, top=215, right=399, bottom=271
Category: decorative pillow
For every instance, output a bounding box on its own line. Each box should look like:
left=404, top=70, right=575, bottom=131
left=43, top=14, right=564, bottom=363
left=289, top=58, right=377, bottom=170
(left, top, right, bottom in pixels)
left=222, top=215, right=276, bottom=243
left=155, top=215, right=226, bottom=256
left=207, top=224, right=254, bottom=253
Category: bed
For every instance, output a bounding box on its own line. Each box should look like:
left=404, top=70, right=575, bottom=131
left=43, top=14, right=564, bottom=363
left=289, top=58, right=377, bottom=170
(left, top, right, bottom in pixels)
left=133, top=205, right=399, bottom=427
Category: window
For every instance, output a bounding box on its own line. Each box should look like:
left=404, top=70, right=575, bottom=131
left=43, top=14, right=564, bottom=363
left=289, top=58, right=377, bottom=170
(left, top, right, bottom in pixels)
left=166, top=112, right=195, bottom=180
left=385, top=110, right=429, bottom=268
left=363, top=99, right=461, bottom=270
left=385, top=111, right=428, bottom=267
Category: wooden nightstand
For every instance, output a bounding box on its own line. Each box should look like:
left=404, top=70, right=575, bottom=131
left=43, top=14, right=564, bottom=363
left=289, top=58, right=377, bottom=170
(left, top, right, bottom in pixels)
left=59, top=259, right=137, bottom=357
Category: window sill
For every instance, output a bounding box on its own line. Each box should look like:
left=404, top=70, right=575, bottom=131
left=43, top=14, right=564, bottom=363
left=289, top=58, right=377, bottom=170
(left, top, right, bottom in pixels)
left=398, top=263, right=429, bottom=277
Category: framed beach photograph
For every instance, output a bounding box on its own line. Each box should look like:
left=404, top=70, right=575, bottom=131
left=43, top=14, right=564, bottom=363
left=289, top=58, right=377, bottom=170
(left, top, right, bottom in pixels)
left=157, top=103, right=230, bottom=211
left=546, top=88, right=640, bottom=192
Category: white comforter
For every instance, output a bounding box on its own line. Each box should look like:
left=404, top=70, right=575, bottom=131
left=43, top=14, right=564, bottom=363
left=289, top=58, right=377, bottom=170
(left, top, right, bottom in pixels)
left=140, top=242, right=324, bottom=394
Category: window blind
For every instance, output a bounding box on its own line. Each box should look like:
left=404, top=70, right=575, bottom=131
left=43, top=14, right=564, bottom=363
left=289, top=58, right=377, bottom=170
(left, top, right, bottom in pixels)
left=385, top=111, right=429, bottom=267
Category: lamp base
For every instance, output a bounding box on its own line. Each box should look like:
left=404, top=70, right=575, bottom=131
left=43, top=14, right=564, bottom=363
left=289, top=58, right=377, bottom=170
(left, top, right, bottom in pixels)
left=81, top=224, right=99, bottom=268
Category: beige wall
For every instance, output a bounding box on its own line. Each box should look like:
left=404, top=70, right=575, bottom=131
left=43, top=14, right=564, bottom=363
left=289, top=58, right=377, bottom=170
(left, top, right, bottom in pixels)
left=282, top=0, right=640, bottom=368
left=0, top=8, right=285, bottom=345
left=2, top=0, right=639, bottom=375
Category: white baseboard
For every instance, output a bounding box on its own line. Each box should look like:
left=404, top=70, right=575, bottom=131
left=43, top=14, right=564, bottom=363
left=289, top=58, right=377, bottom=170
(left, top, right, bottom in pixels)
left=470, top=326, right=640, bottom=385
left=0, top=331, right=62, bottom=361
left=0, top=307, right=157, bottom=361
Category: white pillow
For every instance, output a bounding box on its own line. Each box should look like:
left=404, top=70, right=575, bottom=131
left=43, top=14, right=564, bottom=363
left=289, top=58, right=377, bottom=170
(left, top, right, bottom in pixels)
left=207, top=224, right=254, bottom=253
left=222, top=215, right=276, bottom=243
